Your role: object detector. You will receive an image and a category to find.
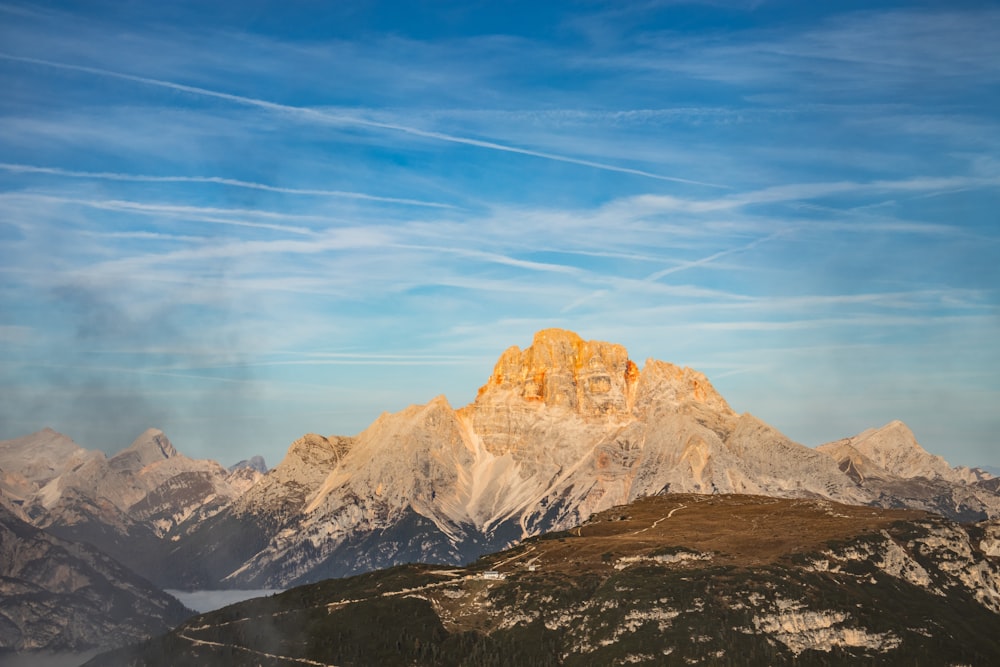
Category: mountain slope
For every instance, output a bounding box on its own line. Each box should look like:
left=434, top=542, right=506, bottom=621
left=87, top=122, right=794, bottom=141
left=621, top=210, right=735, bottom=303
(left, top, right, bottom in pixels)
left=0, top=504, right=191, bottom=653
left=0, top=428, right=256, bottom=587
left=86, top=494, right=1000, bottom=666
left=0, top=428, right=103, bottom=521
left=817, top=420, right=985, bottom=484
left=817, top=420, right=999, bottom=521
left=166, top=328, right=999, bottom=589
left=160, top=433, right=352, bottom=588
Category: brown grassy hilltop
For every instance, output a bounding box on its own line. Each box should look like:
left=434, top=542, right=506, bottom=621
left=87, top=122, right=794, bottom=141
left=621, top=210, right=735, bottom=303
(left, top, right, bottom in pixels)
left=89, top=494, right=1000, bottom=666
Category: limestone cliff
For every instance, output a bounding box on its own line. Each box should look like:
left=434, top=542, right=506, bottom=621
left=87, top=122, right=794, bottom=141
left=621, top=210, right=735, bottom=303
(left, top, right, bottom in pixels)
left=476, top=328, right=639, bottom=419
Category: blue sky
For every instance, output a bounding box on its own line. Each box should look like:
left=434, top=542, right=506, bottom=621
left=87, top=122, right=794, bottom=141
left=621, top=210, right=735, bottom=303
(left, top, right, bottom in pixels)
left=1, top=1, right=998, bottom=469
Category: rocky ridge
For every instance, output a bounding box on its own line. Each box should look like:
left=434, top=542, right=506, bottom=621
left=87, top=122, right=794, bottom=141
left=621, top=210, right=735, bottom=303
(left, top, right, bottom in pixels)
left=817, top=421, right=998, bottom=522
left=0, top=428, right=261, bottom=586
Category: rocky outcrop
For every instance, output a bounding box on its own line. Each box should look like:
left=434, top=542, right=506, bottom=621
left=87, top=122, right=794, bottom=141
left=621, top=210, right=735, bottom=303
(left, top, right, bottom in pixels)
left=0, top=504, right=191, bottom=652
left=477, top=328, right=640, bottom=419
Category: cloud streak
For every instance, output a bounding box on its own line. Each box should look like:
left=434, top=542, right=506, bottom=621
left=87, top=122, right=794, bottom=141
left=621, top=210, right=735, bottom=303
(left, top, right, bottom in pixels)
left=0, top=162, right=456, bottom=209
left=0, top=52, right=728, bottom=188
left=0, top=4, right=997, bottom=468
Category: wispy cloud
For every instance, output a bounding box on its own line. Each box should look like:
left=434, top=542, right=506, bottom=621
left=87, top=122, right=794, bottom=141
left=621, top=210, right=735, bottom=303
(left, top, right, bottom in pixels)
left=0, top=162, right=456, bottom=209
left=1, top=3, right=997, bottom=466
left=0, top=52, right=729, bottom=188
left=0, top=193, right=322, bottom=235
left=643, top=233, right=778, bottom=282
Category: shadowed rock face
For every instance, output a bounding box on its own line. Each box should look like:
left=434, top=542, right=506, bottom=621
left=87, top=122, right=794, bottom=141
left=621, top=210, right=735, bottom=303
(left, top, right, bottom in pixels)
left=229, top=455, right=268, bottom=475
left=0, top=504, right=191, bottom=653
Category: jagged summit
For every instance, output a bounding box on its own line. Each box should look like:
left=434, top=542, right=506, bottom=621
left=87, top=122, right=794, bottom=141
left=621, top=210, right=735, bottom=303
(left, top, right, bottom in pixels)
left=474, top=328, right=730, bottom=421
left=110, top=428, right=177, bottom=470
left=476, top=328, right=637, bottom=416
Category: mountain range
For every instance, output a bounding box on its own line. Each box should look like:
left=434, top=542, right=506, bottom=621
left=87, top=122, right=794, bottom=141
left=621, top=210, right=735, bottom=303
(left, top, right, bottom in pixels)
left=0, top=427, right=262, bottom=586
left=2, top=328, right=998, bottom=655
left=162, top=328, right=1000, bottom=589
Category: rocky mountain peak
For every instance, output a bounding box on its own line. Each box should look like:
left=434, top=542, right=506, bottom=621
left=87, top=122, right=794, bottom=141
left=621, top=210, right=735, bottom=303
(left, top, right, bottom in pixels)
left=848, top=421, right=938, bottom=474
left=229, top=455, right=268, bottom=474
left=633, top=359, right=733, bottom=417
left=0, top=428, right=91, bottom=485
left=110, top=428, right=178, bottom=470
left=817, top=420, right=973, bottom=484
left=473, top=329, right=733, bottom=422
left=475, top=328, right=639, bottom=418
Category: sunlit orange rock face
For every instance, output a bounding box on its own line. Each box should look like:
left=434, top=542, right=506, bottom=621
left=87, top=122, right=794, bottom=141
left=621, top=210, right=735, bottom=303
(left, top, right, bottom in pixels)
left=476, top=328, right=637, bottom=416
left=466, top=328, right=735, bottom=459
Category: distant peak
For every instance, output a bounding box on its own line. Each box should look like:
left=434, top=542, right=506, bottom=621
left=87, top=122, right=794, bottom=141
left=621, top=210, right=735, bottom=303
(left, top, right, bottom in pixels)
left=229, top=455, right=268, bottom=474
left=881, top=419, right=915, bottom=435
left=111, top=428, right=178, bottom=469
left=831, top=420, right=965, bottom=482
left=865, top=421, right=921, bottom=449
left=28, top=427, right=74, bottom=442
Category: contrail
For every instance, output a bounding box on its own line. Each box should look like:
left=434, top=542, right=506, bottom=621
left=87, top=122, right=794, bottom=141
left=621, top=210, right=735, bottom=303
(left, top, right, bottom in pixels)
left=0, top=52, right=729, bottom=189
left=0, top=162, right=456, bottom=209
left=644, top=233, right=779, bottom=282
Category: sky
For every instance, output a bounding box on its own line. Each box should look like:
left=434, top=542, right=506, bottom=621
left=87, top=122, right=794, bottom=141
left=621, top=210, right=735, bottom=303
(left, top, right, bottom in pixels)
left=0, top=1, right=997, bottom=470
